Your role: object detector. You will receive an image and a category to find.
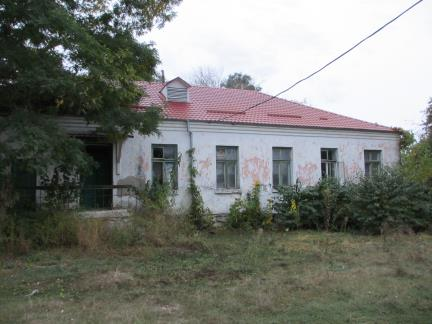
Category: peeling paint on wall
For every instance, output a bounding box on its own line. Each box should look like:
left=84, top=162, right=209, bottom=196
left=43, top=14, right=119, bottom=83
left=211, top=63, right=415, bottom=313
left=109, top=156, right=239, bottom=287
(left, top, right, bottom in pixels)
left=114, top=121, right=400, bottom=214
left=136, top=156, right=149, bottom=176
left=198, top=157, right=212, bottom=173
left=241, top=157, right=270, bottom=183
left=297, top=163, right=319, bottom=185
left=347, top=162, right=362, bottom=178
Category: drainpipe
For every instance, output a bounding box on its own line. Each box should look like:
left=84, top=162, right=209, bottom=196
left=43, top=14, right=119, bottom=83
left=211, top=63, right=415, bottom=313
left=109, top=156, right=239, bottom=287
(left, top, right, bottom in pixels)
left=187, top=120, right=194, bottom=205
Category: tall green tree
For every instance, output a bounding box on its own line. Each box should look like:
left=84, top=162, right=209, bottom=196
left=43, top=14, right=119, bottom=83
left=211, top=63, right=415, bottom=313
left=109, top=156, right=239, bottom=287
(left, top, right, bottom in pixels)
left=424, top=97, right=432, bottom=147
left=0, top=0, right=181, bottom=185
left=221, top=73, right=261, bottom=91
left=393, top=127, right=415, bottom=156
left=401, top=98, right=432, bottom=185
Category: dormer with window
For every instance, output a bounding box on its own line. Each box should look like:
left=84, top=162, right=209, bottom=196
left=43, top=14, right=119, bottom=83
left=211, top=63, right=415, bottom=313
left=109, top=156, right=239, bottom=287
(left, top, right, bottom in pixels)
left=160, top=77, right=191, bottom=103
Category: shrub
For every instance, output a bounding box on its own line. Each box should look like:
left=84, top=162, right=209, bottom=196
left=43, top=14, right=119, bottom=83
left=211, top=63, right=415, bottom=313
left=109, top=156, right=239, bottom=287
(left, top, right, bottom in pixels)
left=134, top=181, right=173, bottom=212
left=273, top=169, right=432, bottom=234
left=0, top=210, right=79, bottom=252
left=272, top=181, right=302, bottom=230
left=273, top=178, right=350, bottom=231
left=0, top=212, right=31, bottom=254
left=349, top=168, right=432, bottom=233
left=227, top=183, right=271, bottom=229
left=30, top=211, right=79, bottom=247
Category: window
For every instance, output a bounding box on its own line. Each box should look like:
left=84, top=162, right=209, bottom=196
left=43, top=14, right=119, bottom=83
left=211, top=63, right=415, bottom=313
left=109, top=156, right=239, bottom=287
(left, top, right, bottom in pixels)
left=273, top=147, right=292, bottom=187
left=364, top=150, right=381, bottom=177
left=152, top=144, right=178, bottom=188
left=321, top=148, right=337, bottom=178
left=216, top=146, right=238, bottom=189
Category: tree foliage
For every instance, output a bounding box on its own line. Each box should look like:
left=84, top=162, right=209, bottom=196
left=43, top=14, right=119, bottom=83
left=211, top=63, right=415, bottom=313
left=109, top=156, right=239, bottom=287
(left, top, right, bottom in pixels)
left=424, top=97, right=432, bottom=146
left=0, top=0, right=181, bottom=187
left=400, top=98, right=432, bottom=185
left=272, top=170, right=432, bottom=234
left=221, top=73, right=261, bottom=91
left=393, top=127, right=415, bottom=155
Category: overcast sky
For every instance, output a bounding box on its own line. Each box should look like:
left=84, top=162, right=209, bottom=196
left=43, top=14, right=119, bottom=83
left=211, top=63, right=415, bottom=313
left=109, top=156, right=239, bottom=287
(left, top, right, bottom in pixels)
left=147, top=0, right=432, bottom=135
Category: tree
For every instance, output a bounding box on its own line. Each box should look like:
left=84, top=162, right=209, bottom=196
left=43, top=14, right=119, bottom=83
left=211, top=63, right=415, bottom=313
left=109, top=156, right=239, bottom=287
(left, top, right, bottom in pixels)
left=423, top=97, right=432, bottom=146
left=190, top=66, right=222, bottom=87
left=400, top=98, right=432, bottom=185
left=393, top=127, right=415, bottom=155
left=0, top=0, right=181, bottom=191
left=221, top=73, right=261, bottom=91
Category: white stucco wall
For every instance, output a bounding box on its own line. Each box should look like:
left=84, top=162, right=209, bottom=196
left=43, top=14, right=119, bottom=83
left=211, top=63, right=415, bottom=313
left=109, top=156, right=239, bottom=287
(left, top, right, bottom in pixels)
left=114, top=120, right=400, bottom=214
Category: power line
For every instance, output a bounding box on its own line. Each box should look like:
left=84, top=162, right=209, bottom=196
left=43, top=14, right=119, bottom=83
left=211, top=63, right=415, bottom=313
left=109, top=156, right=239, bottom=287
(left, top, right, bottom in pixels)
left=218, top=0, right=425, bottom=122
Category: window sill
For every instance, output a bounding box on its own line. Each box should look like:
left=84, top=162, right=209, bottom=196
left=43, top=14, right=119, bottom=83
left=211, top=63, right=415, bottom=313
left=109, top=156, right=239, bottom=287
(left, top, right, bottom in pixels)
left=215, top=188, right=242, bottom=195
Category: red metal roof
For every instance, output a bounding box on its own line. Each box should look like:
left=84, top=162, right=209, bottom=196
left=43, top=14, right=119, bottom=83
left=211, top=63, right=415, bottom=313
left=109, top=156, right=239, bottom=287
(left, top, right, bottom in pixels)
left=136, top=81, right=395, bottom=132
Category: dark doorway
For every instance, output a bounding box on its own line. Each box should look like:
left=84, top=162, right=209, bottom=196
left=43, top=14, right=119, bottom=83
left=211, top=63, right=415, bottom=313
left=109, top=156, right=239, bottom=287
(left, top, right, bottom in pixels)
left=12, top=164, right=37, bottom=211
left=81, top=144, right=113, bottom=209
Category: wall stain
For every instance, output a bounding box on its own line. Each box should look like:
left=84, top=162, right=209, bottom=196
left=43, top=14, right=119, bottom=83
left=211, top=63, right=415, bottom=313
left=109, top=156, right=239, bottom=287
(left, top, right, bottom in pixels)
left=199, top=157, right=212, bottom=171
left=297, top=163, right=318, bottom=185
left=347, top=162, right=362, bottom=178
left=137, top=155, right=149, bottom=176
left=241, top=157, right=270, bottom=183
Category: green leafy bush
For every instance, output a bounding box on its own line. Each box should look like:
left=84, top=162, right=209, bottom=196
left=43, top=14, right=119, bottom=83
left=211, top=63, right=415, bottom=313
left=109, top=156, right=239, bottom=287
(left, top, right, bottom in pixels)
left=349, top=168, right=432, bottom=233
left=273, top=179, right=350, bottom=231
left=227, top=184, right=271, bottom=229
left=272, top=182, right=302, bottom=230
left=401, top=140, right=432, bottom=186
left=134, top=181, right=173, bottom=212
left=273, top=169, right=432, bottom=233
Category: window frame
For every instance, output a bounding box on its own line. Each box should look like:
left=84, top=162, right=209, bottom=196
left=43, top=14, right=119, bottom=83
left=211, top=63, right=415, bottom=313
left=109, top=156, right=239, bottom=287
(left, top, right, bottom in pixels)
left=364, top=150, right=382, bottom=177
left=216, top=146, right=239, bottom=189
left=272, top=147, right=292, bottom=188
left=321, top=148, right=338, bottom=178
left=151, top=144, right=178, bottom=189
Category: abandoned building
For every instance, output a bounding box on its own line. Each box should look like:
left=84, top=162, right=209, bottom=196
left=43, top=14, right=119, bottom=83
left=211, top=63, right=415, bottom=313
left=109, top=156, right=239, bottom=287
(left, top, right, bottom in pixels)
left=53, top=77, right=401, bottom=214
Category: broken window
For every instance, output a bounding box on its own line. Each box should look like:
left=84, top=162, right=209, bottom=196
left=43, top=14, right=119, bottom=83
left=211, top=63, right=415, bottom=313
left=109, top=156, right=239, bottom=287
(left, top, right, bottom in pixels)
left=364, top=150, right=381, bottom=177
left=321, top=148, right=337, bottom=178
left=216, top=146, right=238, bottom=189
left=152, top=144, right=178, bottom=188
left=272, top=147, right=292, bottom=187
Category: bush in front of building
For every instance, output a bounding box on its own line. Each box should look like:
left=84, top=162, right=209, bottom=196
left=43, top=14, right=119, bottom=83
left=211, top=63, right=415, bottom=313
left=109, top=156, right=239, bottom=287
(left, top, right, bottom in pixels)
left=272, top=168, right=432, bottom=234
left=226, top=183, right=272, bottom=229
left=273, top=178, right=351, bottom=231
left=348, top=168, right=432, bottom=234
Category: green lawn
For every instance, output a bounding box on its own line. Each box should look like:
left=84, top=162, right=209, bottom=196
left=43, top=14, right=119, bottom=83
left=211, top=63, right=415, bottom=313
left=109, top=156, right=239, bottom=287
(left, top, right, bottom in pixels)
left=1, top=231, right=432, bottom=323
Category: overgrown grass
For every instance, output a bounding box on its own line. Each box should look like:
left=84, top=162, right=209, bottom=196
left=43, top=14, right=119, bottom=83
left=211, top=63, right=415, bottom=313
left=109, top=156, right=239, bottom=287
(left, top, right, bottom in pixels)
left=1, top=231, right=432, bottom=323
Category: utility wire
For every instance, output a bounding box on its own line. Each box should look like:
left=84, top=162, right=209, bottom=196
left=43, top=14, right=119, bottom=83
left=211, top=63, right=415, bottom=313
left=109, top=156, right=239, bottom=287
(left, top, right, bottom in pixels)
left=218, top=0, right=425, bottom=122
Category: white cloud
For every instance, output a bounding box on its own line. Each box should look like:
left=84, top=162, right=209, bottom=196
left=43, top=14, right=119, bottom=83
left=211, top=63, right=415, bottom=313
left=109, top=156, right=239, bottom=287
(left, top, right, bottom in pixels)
left=146, top=0, right=432, bottom=133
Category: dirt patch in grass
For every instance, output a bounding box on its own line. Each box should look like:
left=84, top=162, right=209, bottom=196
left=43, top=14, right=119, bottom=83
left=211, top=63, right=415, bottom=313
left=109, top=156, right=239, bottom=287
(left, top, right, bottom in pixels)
left=78, top=269, right=135, bottom=290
